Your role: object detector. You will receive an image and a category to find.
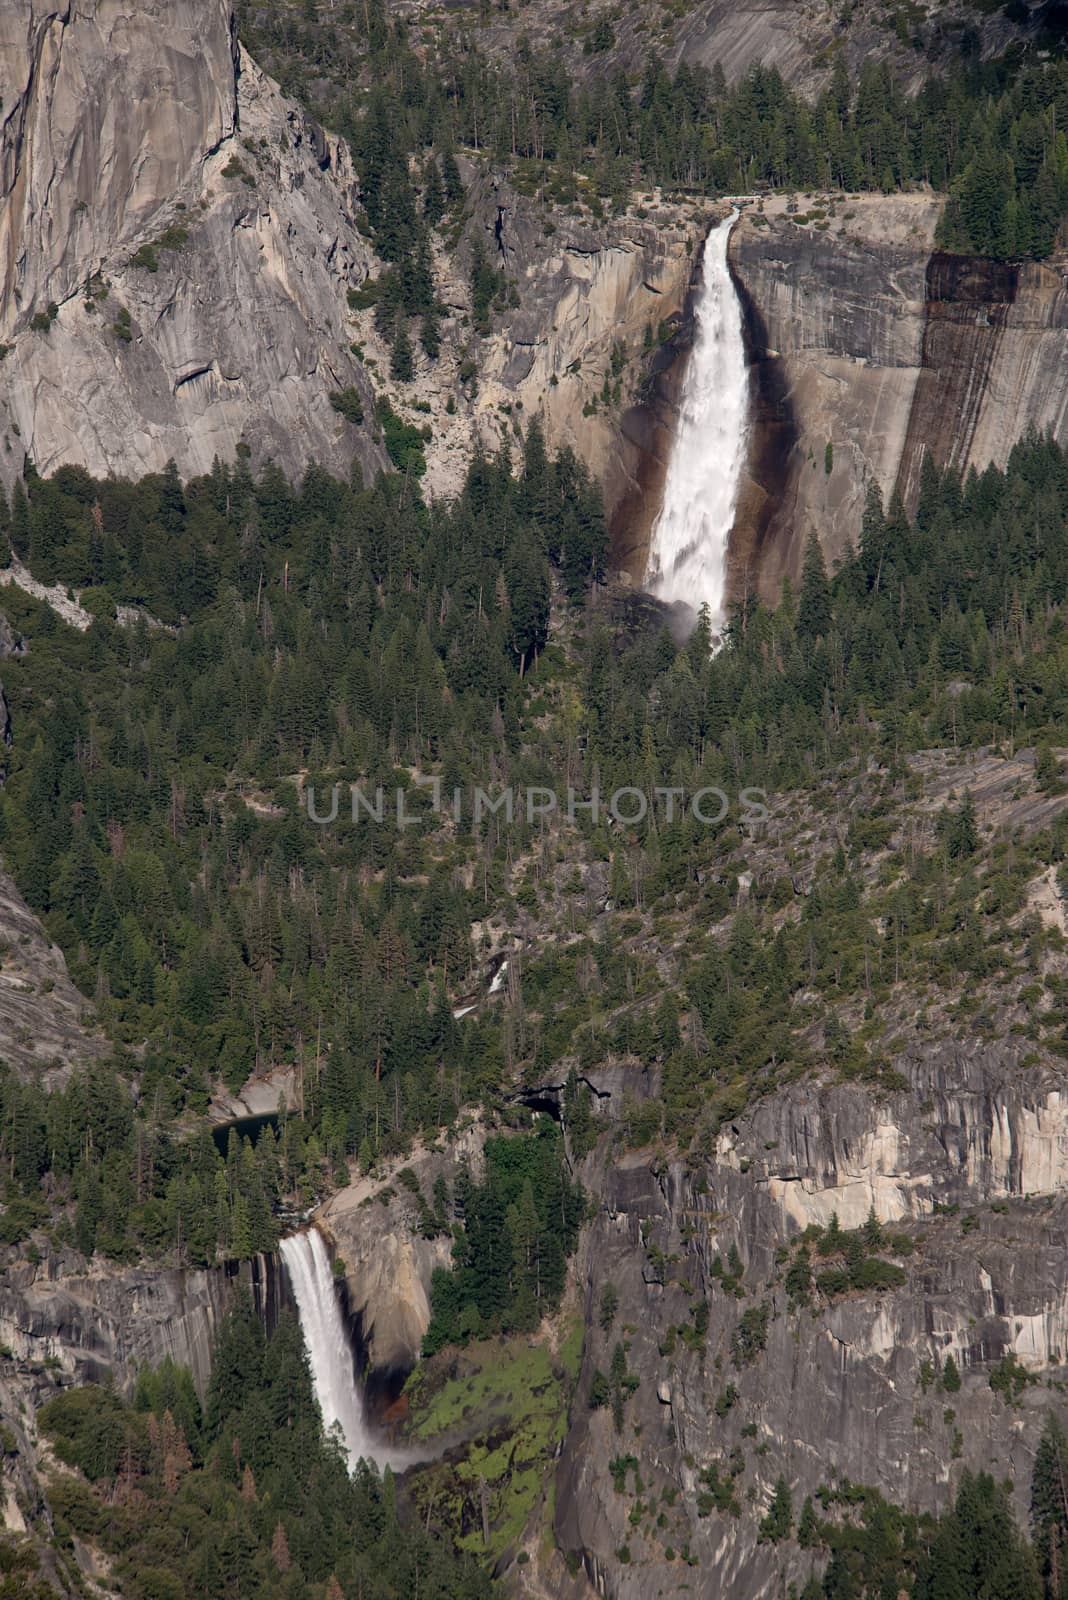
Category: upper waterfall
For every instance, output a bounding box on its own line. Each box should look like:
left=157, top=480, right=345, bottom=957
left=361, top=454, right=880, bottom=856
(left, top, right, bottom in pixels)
left=646, top=210, right=749, bottom=629
left=280, top=1228, right=408, bottom=1473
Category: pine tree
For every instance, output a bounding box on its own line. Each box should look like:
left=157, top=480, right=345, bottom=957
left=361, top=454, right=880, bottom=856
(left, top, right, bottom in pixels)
left=1033, top=1414, right=1068, bottom=1598
left=797, top=1494, right=820, bottom=1547
left=862, top=1205, right=883, bottom=1250
left=797, top=534, right=832, bottom=642
left=441, top=148, right=464, bottom=204
left=423, top=159, right=445, bottom=225
left=759, top=1476, right=793, bottom=1543
left=940, top=791, right=978, bottom=860
left=231, top=1192, right=252, bottom=1259
left=390, top=317, right=414, bottom=381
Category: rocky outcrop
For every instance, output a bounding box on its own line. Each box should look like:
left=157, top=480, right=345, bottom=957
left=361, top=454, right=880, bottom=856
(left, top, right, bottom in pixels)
left=207, top=1063, right=299, bottom=1129
left=402, top=0, right=1035, bottom=102
left=0, top=1250, right=288, bottom=1397
left=318, top=1123, right=488, bottom=1378
left=349, top=166, right=703, bottom=516
left=549, top=1042, right=1068, bottom=1600
left=0, top=1, right=382, bottom=490
left=728, top=196, right=1068, bottom=602
left=0, top=867, right=106, bottom=1086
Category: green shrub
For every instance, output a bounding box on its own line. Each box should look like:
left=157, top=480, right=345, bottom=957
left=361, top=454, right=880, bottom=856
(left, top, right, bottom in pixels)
left=376, top=398, right=427, bottom=476
left=731, top=1303, right=769, bottom=1365
left=330, top=387, right=364, bottom=425
left=347, top=279, right=381, bottom=310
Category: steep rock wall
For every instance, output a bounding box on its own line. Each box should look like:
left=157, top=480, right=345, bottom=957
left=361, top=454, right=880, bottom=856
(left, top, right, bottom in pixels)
left=0, top=0, right=239, bottom=335
left=318, top=1123, right=487, bottom=1379
left=729, top=193, right=939, bottom=597
left=0, top=3, right=382, bottom=490
left=351, top=167, right=703, bottom=515
left=902, top=251, right=1068, bottom=505
left=0, top=1250, right=289, bottom=1398
left=549, top=1043, right=1068, bottom=1600
left=729, top=197, right=1068, bottom=602
left=479, top=193, right=700, bottom=545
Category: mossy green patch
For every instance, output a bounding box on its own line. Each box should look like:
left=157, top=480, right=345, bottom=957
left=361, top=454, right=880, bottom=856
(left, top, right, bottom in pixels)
left=405, top=1322, right=583, bottom=1564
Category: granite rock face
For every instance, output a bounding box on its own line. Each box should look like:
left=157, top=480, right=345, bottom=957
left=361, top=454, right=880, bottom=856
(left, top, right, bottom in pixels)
left=897, top=251, right=1068, bottom=507
left=346, top=164, right=703, bottom=518
left=728, top=196, right=1068, bottom=602
left=0, top=0, right=239, bottom=335
left=0, top=1246, right=288, bottom=1555
left=318, top=1124, right=488, bottom=1379
left=472, top=179, right=701, bottom=539
left=728, top=193, right=938, bottom=594
left=0, top=1250, right=290, bottom=1397
left=389, top=0, right=1033, bottom=102
left=0, top=868, right=106, bottom=1087
left=0, top=3, right=382, bottom=490
left=550, top=1042, right=1068, bottom=1600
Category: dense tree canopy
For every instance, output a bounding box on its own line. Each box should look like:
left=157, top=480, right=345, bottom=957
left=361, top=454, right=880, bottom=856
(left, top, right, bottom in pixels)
left=240, top=0, right=1068, bottom=259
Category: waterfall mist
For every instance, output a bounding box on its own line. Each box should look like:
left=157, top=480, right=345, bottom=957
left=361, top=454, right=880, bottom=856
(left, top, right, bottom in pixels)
left=646, top=210, right=749, bottom=630
left=280, top=1228, right=410, bottom=1473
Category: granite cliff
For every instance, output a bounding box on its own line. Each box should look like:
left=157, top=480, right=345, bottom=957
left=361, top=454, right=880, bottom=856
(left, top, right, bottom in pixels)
left=552, top=1044, right=1068, bottom=1600
left=290, top=1020, right=1068, bottom=1600
left=0, top=0, right=382, bottom=490
left=727, top=193, right=1068, bottom=602
left=3, top=0, right=1063, bottom=622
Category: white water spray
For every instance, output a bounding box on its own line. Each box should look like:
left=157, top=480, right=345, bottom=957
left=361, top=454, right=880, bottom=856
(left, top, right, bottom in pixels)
left=646, top=210, right=749, bottom=629
left=280, top=1228, right=408, bottom=1473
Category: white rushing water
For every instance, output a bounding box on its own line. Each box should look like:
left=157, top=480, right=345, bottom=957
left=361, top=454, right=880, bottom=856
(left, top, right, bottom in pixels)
left=646, top=209, right=749, bottom=629
left=280, top=1228, right=408, bottom=1473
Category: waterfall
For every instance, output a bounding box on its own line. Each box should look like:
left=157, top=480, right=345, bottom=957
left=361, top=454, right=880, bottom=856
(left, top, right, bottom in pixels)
left=646, top=209, right=749, bottom=630
left=280, top=1228, right=407, bottom=1473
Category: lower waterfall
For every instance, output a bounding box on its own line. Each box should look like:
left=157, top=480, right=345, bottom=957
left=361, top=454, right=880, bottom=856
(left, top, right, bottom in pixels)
left=646, top=208, right=749, bottom=629
left=280, top=1228, right=407, bottom=1472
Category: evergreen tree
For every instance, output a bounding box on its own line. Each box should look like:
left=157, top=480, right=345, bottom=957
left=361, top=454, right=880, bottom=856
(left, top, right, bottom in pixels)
left=1033, top=1415, right=1068, bottom=1599
left=797, top=534, right=832, bottom=643
left=759, top=1476, right=793, bottom=1543
left=390, top=317, right=415, bottom=381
